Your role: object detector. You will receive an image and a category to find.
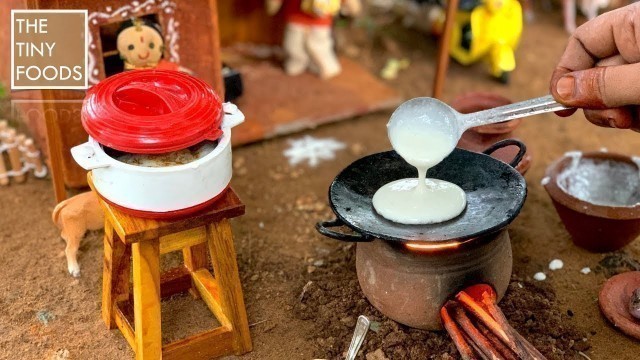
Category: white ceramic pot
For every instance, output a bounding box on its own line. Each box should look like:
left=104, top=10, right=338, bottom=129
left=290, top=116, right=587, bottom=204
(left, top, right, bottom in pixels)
left=71, top=103, right=244, bottom=213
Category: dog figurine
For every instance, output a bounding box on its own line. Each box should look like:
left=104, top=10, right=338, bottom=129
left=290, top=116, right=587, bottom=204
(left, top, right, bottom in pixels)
left=52, top=192, right=104, bottom=277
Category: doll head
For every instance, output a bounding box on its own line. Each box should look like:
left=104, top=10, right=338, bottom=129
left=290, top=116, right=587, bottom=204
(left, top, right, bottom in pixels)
left=116, top=18, right=164, bottom=69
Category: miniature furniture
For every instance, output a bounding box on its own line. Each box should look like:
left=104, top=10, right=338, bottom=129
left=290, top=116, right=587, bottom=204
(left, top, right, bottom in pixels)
left=88, top=173, right=251, bottom=360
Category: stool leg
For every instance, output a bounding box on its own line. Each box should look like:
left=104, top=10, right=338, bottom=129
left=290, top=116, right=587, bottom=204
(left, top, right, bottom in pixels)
left=206, top=220, right=252, bottom=355
left=102, top=220, right=131, bottom=329
left=132, top=240, right=162, bottom=360
left=182, top=242, right=208, bottom=298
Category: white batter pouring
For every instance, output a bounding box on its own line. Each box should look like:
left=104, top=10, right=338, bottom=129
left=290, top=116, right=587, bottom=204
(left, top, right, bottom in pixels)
left=372, top=127, right=467, bottom=224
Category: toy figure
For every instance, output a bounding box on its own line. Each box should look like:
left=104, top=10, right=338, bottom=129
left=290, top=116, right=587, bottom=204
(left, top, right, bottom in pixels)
left=52, top=192, right=104, bottom=277
left=447, top=0, right=523, bottom=83
left=564, top=0, right=611, bottom=33
left=116, top=18, right=190, bottom=72
left=267, top=0, right=362, bottom=79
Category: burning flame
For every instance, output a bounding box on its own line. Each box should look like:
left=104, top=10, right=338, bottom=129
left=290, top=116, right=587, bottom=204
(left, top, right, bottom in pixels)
left=405, top=241, right=461, bottom=252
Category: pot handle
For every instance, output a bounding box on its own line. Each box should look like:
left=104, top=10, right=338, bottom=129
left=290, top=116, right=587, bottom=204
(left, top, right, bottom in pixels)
left=482, top=139, right=526, bottom=169
left=222, top=102, right=245, bottom=129
left=71, top=142, right=111, bottom=170
left=315, top=218, right=373, bottom=242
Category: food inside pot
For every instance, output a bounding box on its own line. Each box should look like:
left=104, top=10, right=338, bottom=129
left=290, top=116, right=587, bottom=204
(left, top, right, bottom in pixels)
left=557, top=154, right=640, bottom=207
left=104, top=140, right=218, bottom=167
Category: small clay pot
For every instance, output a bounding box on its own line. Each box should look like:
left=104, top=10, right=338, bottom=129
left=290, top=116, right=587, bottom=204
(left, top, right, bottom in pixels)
left=355, top=230, right=512, bottom=330
left=451, top=92, right=531, bottom=174
left=599, top=271, right=640, bottom=340
left=544, top=152, right=640, bottom=252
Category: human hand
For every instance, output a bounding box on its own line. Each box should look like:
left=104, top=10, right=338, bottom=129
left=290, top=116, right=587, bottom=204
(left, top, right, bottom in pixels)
left=550, top=3, right=640, bottom=131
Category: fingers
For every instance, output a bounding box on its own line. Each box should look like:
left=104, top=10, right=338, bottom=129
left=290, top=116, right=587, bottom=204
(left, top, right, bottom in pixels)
left=555, top=3, right=640, bottom=73
left=552, top=62, right=640, bottom=108
left=583, top=108, right=636, bottom=129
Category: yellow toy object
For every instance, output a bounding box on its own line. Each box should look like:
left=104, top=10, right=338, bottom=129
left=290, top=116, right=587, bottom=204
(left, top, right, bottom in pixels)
left=449, top=0, right=523, bottom=83
left=301, top=0, right=342, bottom=17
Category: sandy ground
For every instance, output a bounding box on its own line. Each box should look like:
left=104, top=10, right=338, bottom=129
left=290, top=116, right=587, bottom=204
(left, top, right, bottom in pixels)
left=2, top=8, right=640, bottom=360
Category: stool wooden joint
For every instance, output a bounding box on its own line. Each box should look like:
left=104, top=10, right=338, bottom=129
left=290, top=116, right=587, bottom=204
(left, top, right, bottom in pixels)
left=90, top=174, right=251, bottom=360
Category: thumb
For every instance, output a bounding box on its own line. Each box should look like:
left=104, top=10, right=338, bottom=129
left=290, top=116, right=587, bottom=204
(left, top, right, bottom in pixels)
left=552, top=63, right=640, bottom=108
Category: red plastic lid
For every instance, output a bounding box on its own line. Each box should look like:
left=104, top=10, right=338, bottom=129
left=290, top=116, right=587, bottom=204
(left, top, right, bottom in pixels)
left=82, top=70, right=223, bottom=154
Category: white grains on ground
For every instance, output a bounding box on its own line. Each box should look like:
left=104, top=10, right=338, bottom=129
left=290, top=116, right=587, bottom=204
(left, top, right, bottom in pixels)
left=534, top=272, right=547, bottom=281
left=580, top=267, right=591, bottom=274
left=549, top=259, right=564, bottom=271
left=541, top=176, right=550, bottom=186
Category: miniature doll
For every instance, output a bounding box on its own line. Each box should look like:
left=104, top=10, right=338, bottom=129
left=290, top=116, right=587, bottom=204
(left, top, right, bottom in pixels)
left=116, top=18, right=191, bottom=72
left=267, top=0, right=362, bottom=79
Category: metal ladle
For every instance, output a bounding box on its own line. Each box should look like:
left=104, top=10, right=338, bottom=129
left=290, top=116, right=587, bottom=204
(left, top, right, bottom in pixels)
left=387, top=95, right=572, bottom=157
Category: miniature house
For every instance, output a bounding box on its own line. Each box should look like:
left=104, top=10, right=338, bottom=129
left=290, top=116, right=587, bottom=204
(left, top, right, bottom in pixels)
left=0, top=0, right=224, bottom=202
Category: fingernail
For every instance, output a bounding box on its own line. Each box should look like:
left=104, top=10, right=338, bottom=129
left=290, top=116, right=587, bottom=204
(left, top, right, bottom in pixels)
left=556, top=76, right=575, bottom=100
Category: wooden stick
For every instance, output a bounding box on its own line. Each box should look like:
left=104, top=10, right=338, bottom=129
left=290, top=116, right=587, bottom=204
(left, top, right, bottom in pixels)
left=463, top=332, right=490, bottom=360
left=477, top=323, right=518, bottom=360
left=432, top=0, right=459, bottom=99
left=481, top=294, right=547, bottom=360
left=457, top=291, right=532, bottom=359
left=452, top=305, right=505, bottom=360
left=441, top=304, right=478, bottom=360
left=5, top=129, right=25, bottom=183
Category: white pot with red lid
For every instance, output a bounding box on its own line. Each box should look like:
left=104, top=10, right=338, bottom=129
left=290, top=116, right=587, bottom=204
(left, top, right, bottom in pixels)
left=71, top=70, right=244, bottom=219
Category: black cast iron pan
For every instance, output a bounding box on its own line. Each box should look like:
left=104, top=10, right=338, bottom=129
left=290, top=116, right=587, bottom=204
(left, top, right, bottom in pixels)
left=316, top=139, right=527, bottom=243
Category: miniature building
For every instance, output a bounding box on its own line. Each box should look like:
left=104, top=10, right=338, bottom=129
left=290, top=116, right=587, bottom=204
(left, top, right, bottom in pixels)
left=0, top=0, right=224, bottom=201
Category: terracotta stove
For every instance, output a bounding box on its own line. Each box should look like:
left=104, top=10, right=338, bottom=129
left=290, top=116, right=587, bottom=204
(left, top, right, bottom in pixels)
left=354, top=230, right=512, bottom=330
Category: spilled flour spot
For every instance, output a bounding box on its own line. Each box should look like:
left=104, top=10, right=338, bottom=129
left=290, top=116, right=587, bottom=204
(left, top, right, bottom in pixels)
left=36, top=310, right=54, bottom=326
left=283, top=136, right=346, bottom=167
left=549, top=259, right=564, bottom=271
left=533, top=272, right=547, bottom=281
left=580, top=267, right=591, bottom=275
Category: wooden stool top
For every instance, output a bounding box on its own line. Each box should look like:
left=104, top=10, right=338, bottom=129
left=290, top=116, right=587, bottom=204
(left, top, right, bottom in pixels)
left=88, top=173, right=245, bottom=244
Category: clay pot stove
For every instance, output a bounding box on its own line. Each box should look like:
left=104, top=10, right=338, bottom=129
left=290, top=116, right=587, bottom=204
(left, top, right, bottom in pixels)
left=317, top=140, right=527, bottom=330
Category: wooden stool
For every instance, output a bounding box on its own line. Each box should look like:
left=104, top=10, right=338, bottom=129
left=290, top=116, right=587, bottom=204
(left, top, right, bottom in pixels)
left=89, top=174, right=252, bottom=360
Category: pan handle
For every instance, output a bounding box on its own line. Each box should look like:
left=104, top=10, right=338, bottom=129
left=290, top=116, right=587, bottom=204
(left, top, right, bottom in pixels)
left=482, top=139, right=526, bottom=169
left=315, top=219, right=373, bottom=242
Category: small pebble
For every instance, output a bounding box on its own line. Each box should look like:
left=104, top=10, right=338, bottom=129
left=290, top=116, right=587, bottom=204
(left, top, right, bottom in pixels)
left=629, top=288, right=640, bottom=320
left=580, top=267, right=591, bottom=274
left=549, top=259, right=564, bottom=271
left=534, top=272, right=547, bottom=281
left=258, top=222, right=265, bottom=229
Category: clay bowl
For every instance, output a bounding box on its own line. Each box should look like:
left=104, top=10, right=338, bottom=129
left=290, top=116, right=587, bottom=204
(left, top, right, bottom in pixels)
left=451, top=92, right=531, bottom=174
left=544, top=151, right=640, bottom=252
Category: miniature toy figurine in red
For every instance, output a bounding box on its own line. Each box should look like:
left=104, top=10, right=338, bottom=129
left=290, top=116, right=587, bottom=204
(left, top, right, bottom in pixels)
left=267, top=0, right=361, bottom=79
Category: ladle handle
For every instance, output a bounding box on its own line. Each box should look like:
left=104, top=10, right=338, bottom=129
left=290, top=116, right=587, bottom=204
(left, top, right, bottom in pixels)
left=461, top=95, right=572, bottom=129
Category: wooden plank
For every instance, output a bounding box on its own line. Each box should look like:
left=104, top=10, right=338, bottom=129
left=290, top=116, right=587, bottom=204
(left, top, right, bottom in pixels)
left=182, top=240, right=209, bottom=299
left=160, top=266, right=192, bottom=298
left=102, top=220, right=131, bottom=330
left=206, top=220, right=252, bottom=355
left=159, top=227, right=207, bottom=255
left=114, top=301, right=137, bottom=351
left=208, top=0, right=224, bottom=98
left=42, top=90, right=68, bottom=203
left=132, top=240, right=162, bottom=360
left=162, top=326, right=234, bottom=360
left=191, top=269, right=231, bottom=328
